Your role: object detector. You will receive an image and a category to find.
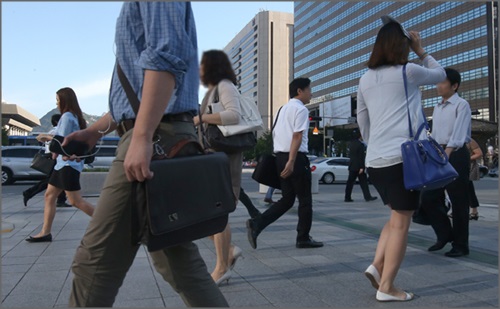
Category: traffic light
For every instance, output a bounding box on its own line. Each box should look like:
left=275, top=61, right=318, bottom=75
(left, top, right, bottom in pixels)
left=309, top=116, right=322, bottom=121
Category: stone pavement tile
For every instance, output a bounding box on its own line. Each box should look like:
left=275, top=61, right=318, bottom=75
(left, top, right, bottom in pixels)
left=1, top=256, right=38, bottom=265
left=2, top=263, right=34, bottom=275
left=1, top=272, right=25, bottom=300
left=410, top=289, right=497, bottom=308
left=291, top=254, right=335, bottom=266
left=30, top=261, right=73, bottom=273
left=113, top=297, right=165, bottom=307
left=259, top=256, right=304, bottom=268
left=55, top=271, right=73, bottom=306
left=216, top=274, right=257, bottom=293
left=223, top=289, right=272, bottom=307
left=243, top=274, right=298, bottom=291
left=40, top=246, right=81, bottom=258
left=1, top=290, right=60, bottom=308
left=3, top=242, right=50, bottom=258
left=258, top=286, right=330, bottom=307
left=7, top=270, right=68, bottom=295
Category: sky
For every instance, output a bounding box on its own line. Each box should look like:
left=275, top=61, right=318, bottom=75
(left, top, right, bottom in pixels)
left=2, top=1, right=294, bottom=118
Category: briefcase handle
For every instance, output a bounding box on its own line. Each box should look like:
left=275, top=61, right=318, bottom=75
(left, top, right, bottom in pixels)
left=157, top=139, right=205, bottom=159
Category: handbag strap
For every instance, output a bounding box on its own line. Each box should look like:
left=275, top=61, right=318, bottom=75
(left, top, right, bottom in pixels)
left=117, top=63, right=140, bottom=116
left=403, top=64, right=430, bottom=140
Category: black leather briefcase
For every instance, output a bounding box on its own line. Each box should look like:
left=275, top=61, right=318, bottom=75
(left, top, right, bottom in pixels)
left=137, top=140, right=236, bottom=252
left=251, top=154, right=282, bottom=190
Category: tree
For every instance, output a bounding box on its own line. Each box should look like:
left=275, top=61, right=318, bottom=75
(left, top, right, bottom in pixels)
left=243, top=130, right=273, bottom=161
left=1, top=127, right=8, bottom=146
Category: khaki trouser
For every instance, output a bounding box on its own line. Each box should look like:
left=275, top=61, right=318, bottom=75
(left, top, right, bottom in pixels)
left=69, top=121, right=229, bottom=307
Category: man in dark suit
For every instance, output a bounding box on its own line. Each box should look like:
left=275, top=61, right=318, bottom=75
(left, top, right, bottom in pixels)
left=345, top=130, right=378, bottom=202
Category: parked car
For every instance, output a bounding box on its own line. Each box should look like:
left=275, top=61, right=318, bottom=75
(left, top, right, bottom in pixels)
left=307, top=155, right=318, bottom=162
left=311, top=157, right=350, bottom=184
left=488, top=166, right=498, bottom=178
left=84, top=145, right=117, bottom=170
left=1, top=146, right=47, bottom=185
left=242, top=160, right=258, bottom=168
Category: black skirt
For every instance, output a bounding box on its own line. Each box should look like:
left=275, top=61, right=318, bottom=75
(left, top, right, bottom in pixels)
left=49, top=166, right=81, bottom=192
left=367, top=163, right=419, bottom=211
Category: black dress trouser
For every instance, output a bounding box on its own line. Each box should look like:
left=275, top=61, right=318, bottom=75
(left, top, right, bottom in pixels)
left=421, top=146, right=470, bottom=251
left=255, top=152, right=313, bottom=242
left=345, top=170, right=373, bottom=201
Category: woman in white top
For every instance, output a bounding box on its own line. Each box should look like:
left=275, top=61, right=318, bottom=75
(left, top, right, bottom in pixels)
left=193, top=50, right=247, bottom=286
left=357, top=20, right=446, bottom=302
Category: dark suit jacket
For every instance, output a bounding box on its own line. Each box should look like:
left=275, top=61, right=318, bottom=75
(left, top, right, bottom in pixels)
left=348, top=139, right=366, bottom=172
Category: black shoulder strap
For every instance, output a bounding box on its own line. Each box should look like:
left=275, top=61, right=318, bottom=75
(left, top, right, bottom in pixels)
left=116, top=63, right=140, bottom=116
left=272, top=107, right=283, bottom=132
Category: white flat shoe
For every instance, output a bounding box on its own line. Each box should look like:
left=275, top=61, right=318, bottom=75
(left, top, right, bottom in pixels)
left=364, top=265, right=380, bottom=290
left=230, top=246, right=244, bottom=270
left=376, top=290, right=414, bottom=302
left=215, top=269, right=232, bottom=286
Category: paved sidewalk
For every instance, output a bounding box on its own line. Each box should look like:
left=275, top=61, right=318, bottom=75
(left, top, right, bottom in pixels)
left=1, top=184, right=498, bottom=307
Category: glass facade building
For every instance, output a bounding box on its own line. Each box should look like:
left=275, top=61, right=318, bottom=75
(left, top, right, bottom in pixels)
left=294, top=1, right=498, bottom=123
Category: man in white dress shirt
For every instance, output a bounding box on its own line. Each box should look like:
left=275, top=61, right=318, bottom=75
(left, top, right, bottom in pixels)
left=246, top=78, right=324, bottom=249
left=422, top=68, right=472, bottom=258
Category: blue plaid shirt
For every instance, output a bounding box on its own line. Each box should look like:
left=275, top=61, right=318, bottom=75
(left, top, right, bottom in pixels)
left=109, top=2, right=199, bottom=122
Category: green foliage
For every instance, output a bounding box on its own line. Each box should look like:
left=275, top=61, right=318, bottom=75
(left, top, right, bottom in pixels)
left=243, top=130, right=273, bottom=160
left=1, top=127, right=8, bottom=146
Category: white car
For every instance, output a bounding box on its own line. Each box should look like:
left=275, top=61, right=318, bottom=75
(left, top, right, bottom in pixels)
left=311, top=157, right=350, bottom=184
left=1, top=146, right=47, bottom=185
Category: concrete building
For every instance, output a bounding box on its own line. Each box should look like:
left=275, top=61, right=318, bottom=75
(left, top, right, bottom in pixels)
left=223, top=11, right=294, bottom=131
left=1, top=101, right=40, bottom=136
left=294, top=1, right=498, bottom=126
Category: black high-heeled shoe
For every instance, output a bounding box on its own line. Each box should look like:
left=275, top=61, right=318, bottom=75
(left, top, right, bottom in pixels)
left=469, top=213, right=479, bottom=221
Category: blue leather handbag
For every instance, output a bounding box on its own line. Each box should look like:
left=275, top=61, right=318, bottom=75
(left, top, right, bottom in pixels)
left=401, top=64, right=458, bottom=191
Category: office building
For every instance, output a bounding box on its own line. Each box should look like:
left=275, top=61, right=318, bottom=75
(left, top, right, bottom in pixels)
left=2, top=101, right=41, bottom=136
left=294, top=1, right=498, bottom=125
left=224, top=11, right=294, bottom=131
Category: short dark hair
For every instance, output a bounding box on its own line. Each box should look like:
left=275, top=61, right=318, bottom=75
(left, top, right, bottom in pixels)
left=367, top=22, right=410, bottom=69
left=51, top=114, right=61, bottom=127
left=445, top=68, right=461, bottom=92
left=200, top=50, right=237, bottom=86
left=289, top=77, right=311, bottom=98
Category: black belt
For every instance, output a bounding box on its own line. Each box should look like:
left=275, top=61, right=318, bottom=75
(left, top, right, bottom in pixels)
left=275, top=152, right=308, bottom=155
left=117, top=112, right=193, bottom=137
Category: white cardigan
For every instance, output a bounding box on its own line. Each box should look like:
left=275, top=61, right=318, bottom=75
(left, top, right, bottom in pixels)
left=201, top=79, right=241, bottom=125
left=357, top=56, right=446, bottom=168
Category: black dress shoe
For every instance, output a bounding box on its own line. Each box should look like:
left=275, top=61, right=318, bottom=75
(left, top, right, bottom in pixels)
left=344, top=199, right=354, bottom=202
left=56, top=202, right=73, bottom=208
left=365, top=196, right=378, bottom=202
left=25, top=234, right=52, bottom=243
left=23, top=192, right=30, bottom=207
left=445, top=248, right=469, bottom=258
left=296, top=237, right=324, bottom=249
left=246, top=219, right=260, bottom=249
left=428, top=240, right=450, bottom=252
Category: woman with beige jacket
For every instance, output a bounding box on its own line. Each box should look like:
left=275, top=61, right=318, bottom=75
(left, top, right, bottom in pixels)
left=193, top=50, right=245, bottom=286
